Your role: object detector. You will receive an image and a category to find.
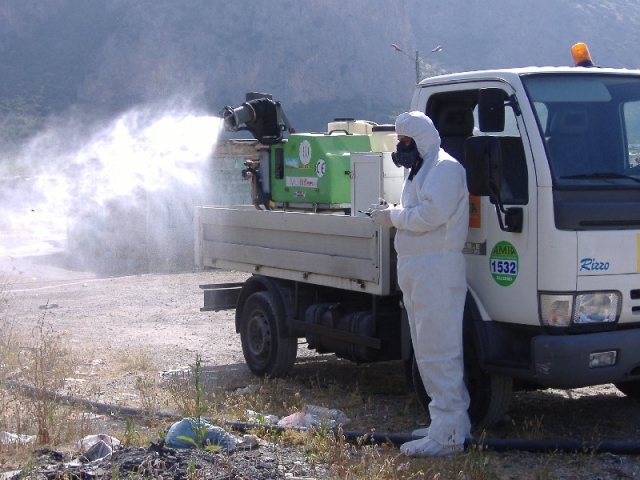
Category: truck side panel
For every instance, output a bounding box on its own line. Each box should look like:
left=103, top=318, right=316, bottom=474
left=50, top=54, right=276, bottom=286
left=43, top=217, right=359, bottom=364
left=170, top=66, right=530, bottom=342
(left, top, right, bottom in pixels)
left=195, top=206, right=394, bottom=295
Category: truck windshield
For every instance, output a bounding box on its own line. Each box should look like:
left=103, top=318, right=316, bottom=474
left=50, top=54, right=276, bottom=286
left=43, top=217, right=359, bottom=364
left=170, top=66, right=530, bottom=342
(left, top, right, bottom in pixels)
left=522, top=74, right=640, bottom=187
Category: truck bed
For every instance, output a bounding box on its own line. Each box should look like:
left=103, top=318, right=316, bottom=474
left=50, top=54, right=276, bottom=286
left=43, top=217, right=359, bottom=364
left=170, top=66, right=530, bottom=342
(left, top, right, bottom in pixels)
left=194, top=206, right=394, bottom=295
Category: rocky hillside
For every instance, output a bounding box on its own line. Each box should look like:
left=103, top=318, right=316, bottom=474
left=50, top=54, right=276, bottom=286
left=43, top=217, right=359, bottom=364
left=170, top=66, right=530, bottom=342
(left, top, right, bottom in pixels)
left=1, top=0, right=640, bottom=148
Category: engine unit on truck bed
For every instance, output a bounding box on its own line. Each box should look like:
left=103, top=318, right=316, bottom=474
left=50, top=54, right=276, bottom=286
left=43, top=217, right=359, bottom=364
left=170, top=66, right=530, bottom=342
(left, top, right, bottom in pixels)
left=269, top=133, right=371, bottom=208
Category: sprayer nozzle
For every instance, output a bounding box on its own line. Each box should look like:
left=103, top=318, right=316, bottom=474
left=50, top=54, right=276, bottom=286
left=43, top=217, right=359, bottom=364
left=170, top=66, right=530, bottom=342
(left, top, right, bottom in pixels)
left=220, top=102, right=261, bottom=132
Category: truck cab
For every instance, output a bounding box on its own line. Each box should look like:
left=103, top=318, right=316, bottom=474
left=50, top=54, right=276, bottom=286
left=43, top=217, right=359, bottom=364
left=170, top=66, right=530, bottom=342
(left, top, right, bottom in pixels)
left=420, top=67, right=640, bottom=400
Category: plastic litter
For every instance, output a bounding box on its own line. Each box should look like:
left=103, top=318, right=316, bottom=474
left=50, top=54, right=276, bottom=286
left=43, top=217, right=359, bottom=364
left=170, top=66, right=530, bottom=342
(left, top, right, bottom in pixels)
left=0, top=431, right=37, bottom=445
left=236, top=434, right=259, bottom=449
left=303, top=404, right=350, bottom=425
left=82, top=440, right=114, bottom=462
left=165, top=417, right=238, bottom=452
left=277, top=411, right=317, bottom=429
left=234, top=384, right=261, bottom=395
left=0, top=470, right=21, bottom=479
left=277, top=405, right=350, bottom=430
left=75, top=434, right=121, bottom=452
left=69, top=412, right=104, bottom=420
left=245, top=409, right=279, bottom=425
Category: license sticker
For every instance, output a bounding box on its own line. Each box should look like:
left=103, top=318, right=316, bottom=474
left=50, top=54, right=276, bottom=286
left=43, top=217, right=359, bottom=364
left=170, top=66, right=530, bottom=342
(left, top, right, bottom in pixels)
left=490, top=241, right=519, bottom=287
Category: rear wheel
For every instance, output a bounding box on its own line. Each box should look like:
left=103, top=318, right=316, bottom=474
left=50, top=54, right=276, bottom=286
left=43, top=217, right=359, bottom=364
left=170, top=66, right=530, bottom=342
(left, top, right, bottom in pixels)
left=614, top=380, right=640, bottom=398
left=411, top=340, right=512, bottom=429
left=239, top=291, right=297, bottom=377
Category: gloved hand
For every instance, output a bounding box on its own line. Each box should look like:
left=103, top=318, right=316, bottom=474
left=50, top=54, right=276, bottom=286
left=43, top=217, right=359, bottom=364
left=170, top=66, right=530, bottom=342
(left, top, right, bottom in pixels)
left=371, top=208, right=393, bottom=227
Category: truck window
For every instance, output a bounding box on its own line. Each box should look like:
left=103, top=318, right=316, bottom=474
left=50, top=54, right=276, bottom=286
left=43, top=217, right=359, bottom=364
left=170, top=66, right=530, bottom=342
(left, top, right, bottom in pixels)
left=524, top=74, right=640, bottom=185
left=428, top=90, right=529, bottom=205
left=532, top=102, right=548, bottom=133
left=623, top=101, right=640, bottom=171
left=473, top=102, right=529, bottom=205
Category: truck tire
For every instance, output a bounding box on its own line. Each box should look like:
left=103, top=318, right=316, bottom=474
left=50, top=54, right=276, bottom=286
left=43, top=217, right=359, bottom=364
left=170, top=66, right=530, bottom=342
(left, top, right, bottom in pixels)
left=410, top=343, right=512, bottom=428
left=614, top=381, right=640, bottom=398
left=463, top=342, right=513, bottom=428
left=239, top=291, right=297, bottom=377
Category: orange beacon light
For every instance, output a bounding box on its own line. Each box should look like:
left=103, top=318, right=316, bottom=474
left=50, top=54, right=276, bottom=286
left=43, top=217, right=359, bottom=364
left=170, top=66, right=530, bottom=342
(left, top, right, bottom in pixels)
left=571, top=42, right=595, bottom=67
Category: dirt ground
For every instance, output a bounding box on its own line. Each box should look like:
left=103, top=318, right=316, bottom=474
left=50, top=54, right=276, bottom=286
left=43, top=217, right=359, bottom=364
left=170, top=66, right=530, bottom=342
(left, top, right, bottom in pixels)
left=2, top=243, right=640, bottom=479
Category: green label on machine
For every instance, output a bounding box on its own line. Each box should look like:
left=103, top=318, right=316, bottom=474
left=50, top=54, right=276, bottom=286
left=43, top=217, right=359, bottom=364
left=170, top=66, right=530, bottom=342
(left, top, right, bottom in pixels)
left=489, top=241, right=519, bottom=287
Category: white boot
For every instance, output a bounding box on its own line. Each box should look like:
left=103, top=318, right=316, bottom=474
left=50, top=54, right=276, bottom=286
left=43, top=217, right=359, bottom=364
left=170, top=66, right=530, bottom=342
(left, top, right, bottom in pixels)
left=400, top=436, right=464, bottom=457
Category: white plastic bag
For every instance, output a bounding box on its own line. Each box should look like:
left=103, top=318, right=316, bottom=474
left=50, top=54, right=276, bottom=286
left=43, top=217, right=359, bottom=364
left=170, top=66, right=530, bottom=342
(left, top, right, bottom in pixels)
left=75, top=434, right=121, bottom=452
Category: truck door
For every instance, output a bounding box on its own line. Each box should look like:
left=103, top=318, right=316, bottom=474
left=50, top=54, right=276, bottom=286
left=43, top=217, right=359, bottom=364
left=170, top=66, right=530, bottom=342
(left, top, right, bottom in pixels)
left=427, top=84, right=538, bottom=326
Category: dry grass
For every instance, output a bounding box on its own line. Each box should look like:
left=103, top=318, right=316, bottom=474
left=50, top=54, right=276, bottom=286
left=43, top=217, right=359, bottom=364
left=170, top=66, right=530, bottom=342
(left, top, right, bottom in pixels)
left=0, top=269, right=619, bottom=479
left=0, top=267, right=107, bottom=466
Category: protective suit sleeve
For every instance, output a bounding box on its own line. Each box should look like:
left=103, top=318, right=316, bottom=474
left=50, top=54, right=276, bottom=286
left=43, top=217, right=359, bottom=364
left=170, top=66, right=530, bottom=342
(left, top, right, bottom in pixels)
left=389, top=159, right=466, bottom=233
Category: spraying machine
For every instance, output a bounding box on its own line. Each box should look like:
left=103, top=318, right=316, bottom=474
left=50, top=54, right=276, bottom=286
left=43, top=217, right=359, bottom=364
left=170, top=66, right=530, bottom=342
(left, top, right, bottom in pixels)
left=220, top=93, right=399, bottom=212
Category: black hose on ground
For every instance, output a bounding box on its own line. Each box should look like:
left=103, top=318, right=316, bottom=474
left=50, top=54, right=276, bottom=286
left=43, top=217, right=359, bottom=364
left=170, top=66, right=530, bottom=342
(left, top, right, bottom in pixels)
left=224, top=421, right=640, bottom=455
left=4, top=380, right=640, bottom=455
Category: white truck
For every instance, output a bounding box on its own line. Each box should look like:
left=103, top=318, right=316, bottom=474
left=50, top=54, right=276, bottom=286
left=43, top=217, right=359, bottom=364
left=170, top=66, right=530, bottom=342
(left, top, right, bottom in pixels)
left=195, top=49, right=640, bottom=428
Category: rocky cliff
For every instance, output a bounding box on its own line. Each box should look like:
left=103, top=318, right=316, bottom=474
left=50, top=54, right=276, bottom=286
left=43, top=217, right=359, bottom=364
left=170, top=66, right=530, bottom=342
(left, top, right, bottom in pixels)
left=1, top=0, right=640, bottom=143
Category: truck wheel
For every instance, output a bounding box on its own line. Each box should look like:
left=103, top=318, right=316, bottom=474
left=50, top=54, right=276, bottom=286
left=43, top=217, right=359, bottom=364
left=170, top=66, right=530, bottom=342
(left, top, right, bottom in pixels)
left=464, top=342, right=513, bottom=428
left=614, top=381, right=640, bottom=398
left=240, top=291, right=297, bottom=377
left=410, top=343, right=512, bottom=428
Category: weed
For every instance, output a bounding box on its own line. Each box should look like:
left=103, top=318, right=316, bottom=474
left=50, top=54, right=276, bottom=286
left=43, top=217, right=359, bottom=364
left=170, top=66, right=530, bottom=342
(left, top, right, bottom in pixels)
left=513, top=414, right=545, bottom=439
left=166, top=358, right=215, bottom=420
left=0, top=282, right=95, bottom=453
left=0, top=269, right=19, bottom=382
left=19, top=314, right=73, bottom=444
left=123, top=417, right=141, bottom=446
left=189, top=355, right=208, bottom=420
left=134, top=374, right=160, bottom=411
left=187, top=457, right=199, bottom=479
left=172, top=355, right=223, bottom=453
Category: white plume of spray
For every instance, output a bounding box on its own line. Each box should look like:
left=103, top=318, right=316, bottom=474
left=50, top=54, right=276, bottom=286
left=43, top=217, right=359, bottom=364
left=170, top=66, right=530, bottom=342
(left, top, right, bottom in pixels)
left=1, top=100, right=225, bottom=274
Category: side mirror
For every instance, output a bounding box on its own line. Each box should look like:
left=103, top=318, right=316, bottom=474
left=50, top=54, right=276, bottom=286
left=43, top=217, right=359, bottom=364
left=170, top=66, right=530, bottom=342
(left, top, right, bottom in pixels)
left=464, top=136, right=523, bottom=233
left=465, top=136, right=502, bottom=196
left=478, top=88, right=505, bottom=133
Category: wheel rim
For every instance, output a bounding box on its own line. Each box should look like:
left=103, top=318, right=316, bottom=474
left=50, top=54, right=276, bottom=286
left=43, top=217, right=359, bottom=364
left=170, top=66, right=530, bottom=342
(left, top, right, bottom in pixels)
left=246, top=309, right=272, bottom=363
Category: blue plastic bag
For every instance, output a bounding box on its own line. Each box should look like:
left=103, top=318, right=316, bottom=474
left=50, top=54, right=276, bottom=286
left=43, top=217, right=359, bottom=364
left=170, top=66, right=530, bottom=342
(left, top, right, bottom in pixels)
left=165, top=417, right=237, bottom=452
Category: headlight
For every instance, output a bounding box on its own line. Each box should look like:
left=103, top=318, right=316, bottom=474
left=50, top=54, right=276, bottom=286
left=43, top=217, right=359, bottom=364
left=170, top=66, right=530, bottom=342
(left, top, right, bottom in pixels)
left=539, top=292, right=620, bottom=327
left=573, top=292, right=619, bottom=324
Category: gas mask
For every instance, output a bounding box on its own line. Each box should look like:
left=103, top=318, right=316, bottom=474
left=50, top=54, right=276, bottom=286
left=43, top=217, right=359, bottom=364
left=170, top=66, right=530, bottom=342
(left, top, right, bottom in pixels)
left=392, top=139, right=421, bottom=169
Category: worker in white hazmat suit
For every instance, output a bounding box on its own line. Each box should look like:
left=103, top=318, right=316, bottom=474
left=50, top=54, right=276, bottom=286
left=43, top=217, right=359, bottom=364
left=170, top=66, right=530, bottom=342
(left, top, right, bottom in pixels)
left=370, top=111, right=471, bottom=457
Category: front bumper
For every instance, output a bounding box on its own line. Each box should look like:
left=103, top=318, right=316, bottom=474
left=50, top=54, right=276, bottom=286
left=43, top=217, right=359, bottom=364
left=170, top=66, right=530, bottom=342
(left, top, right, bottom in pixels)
left=532, top=328, right=640, bottom=388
